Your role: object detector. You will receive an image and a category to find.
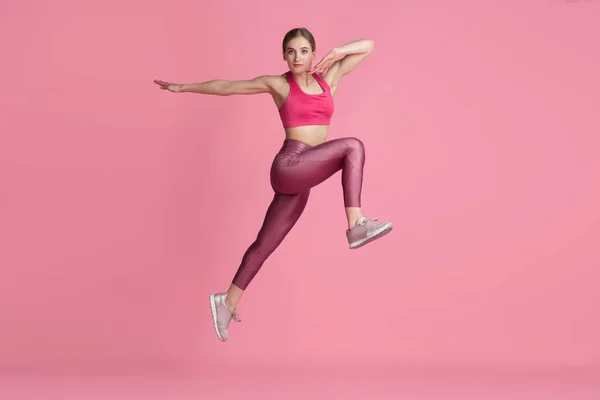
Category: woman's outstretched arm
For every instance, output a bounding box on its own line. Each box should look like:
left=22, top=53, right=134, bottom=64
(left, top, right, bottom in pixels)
left=154, top=75, right=278, bottom=96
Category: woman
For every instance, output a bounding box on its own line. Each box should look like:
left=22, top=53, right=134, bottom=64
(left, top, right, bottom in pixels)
left=154, top=27, right=392, bottom=342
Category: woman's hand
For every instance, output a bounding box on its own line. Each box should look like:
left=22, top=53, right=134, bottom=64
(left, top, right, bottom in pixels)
left=154, top=79, right=184, bottom=93
left=308, top=48, right=342, bottom=76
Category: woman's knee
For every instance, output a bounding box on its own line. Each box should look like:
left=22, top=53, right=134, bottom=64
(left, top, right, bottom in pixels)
left=346, top=137, right=365, bottom=156
left=346, top=137, right=365, bottom=155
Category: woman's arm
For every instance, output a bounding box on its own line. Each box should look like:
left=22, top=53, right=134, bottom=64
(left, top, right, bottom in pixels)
left=333, top=39, right=375, bottom=59
left=154, top=75, right=278, bottom=96
left=312, top=39, right=375, bottom=86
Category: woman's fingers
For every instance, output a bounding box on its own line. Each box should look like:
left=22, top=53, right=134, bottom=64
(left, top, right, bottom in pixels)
left=154, top=79, right=170, bottom=88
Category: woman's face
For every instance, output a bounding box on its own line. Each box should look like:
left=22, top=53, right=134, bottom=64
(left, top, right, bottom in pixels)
left=283, top=36, right=315, bottom=73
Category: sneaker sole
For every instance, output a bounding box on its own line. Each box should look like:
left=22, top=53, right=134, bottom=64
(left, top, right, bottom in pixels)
left=209, top=294, right=225, bottom=342
left=349, top=222, right=393, bottom=249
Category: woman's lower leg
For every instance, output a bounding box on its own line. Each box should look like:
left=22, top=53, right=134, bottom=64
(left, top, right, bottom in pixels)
left=228, top=190, right=311, bottom=305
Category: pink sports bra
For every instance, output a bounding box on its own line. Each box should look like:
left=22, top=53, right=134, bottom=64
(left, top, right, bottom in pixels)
left=278, top=71, right=334, bottom=129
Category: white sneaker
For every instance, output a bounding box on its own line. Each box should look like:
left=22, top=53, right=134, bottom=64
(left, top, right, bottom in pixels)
left=209, top=292, right=241, bottom=342
left=346, top=216, right=393, bottom=249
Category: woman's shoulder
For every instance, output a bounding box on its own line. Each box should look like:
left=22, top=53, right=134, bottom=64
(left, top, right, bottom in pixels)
left=255, top=73, right=287, bottom=87
left=265, top=73, right=289, bottom=92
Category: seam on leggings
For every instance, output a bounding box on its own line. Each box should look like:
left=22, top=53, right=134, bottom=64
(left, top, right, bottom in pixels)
left=277, top=159, right=345, bottom=167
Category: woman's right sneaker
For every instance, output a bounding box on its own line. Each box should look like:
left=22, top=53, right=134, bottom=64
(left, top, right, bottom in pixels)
left=346, top=216, right=393, bottom=249
left=209, top=292, right=241, bottom=342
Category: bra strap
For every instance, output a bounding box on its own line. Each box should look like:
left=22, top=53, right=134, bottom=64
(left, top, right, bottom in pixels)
left=285, top=71, right=298, bottom=90
left=312, top=72, right=330, bottom=92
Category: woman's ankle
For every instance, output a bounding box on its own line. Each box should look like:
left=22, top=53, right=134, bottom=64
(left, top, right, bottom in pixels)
left=345, top=207, right=363, bottom=230
left=225, top=298, right=236, bottom=311
left=225, top=284, right=244, bottom=310
left=348, top=217, right=364, bottom=230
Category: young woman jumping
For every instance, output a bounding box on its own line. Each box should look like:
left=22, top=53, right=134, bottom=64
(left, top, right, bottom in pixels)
left=154, top=27, right=393, bottom=342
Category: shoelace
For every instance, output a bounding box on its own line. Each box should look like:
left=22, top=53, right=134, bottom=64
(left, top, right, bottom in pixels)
left=218, top=310, right=241, bottom=329
left=230, top=311, right=241, bottom=323
left=357, top=217, right=377, bottom=224
left=360, top=217, right=379, bottom=226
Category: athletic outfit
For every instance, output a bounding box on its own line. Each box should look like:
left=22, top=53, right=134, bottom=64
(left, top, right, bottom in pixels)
left=210, top=71, right=392, bottom=342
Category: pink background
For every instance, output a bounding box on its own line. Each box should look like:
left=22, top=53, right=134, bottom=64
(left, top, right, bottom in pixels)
left=1, top=0, right=599, bottom=395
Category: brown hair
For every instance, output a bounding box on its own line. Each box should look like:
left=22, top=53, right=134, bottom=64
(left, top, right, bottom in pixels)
left=282, top=27, right=316, bottom=53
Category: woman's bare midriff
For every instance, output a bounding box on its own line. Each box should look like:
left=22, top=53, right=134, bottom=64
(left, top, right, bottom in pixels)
left=284, top=125, right=329, bottom=147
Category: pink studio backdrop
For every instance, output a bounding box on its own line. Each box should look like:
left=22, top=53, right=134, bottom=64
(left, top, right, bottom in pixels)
left=1, top=0, right=599, bottom=376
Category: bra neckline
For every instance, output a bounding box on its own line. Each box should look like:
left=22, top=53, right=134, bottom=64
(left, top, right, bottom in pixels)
left=286, top=71, right=328, bottom=97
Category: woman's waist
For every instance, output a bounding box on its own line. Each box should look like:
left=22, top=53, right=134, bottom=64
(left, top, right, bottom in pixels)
left=284, top=125, right=328, bottom=147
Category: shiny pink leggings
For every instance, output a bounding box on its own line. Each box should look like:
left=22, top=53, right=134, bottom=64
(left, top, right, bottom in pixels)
left=232, top=137, right=365, bottom=290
